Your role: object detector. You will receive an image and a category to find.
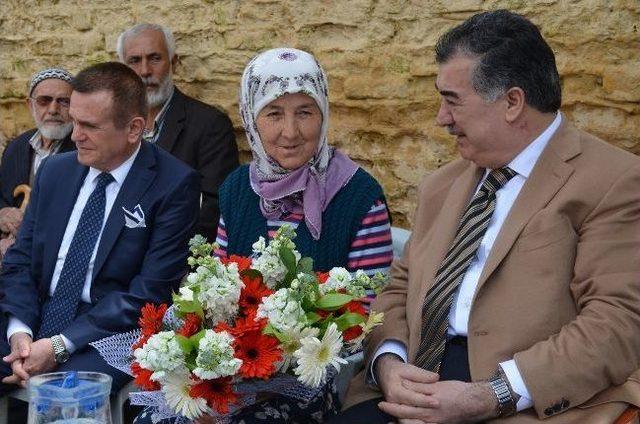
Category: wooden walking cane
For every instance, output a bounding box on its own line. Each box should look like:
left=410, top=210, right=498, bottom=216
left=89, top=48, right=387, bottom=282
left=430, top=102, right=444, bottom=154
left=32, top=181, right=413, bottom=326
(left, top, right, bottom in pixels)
left=13, top=184, right=31, bottom=211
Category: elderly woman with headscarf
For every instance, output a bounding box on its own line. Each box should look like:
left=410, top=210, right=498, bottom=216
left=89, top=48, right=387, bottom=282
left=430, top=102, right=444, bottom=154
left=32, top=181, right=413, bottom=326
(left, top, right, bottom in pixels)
left=134, top=47, right=393, bottom=424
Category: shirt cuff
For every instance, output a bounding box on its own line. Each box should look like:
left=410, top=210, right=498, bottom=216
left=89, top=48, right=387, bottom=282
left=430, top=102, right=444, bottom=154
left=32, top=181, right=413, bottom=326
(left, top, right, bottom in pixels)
left=500, top=359, right=534, bottom=411
left=7, top=316, right=33, bottom=341
left=59, top=334, right=76, bottom=354
left=368, top=340, right=408, bottom=386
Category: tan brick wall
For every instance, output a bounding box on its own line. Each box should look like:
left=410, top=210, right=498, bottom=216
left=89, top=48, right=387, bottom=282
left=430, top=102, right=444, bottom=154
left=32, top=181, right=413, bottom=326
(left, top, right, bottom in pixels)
left=1, top=0, right=638, bottom=228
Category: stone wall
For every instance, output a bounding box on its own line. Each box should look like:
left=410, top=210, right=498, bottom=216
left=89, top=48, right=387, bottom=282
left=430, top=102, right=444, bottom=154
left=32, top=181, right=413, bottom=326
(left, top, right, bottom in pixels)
left=1, top=0, right=638, bottom=228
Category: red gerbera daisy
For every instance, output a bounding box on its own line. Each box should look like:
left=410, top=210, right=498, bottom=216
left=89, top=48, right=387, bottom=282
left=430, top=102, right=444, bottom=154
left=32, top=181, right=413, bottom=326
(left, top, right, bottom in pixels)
left=339, top=300, right=368, bottom=342
left=131, top=362, right=160, bottom=391
left=139, top=303, right=167, bottom=338
left=239, top=276, right=273, bottom=317
left=234, top=330, right=281, bottom=379
left=176, top=313, right=202, bottom=337
left=214, top=314, right=264, bottom=338
left=316, top=271, right=330, bottom=284
left=221, top=255, right=252, bottom=272
left=189, top=377, right=239, bottom=415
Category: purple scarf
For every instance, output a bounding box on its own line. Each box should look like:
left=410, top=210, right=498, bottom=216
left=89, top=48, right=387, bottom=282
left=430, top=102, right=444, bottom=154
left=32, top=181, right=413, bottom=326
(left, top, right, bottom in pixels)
left=249, top=149, right=358, bottom=240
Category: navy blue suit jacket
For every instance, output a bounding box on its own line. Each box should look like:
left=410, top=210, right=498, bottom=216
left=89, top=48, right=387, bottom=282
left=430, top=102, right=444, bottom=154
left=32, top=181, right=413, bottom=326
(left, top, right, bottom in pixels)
left=0, top=141, right=200, bottom=350
left=0, top=129, right=76, bottom=209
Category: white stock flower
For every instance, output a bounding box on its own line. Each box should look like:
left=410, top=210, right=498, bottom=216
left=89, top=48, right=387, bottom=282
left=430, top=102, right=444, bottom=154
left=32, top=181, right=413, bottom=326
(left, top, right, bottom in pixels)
left=193, top=330, right=242, bottom=380
left=319, top=267, right=353, bottom=294
left=134, top=331, right=185, bottom=379
left=162, top=370, right=211, bottom=419
left=251, top=236, right=267, bottom=253
left=256, top=288, right=306, bottom=333
left=178, top=286, right=194, bottom=301
left=293, top=323, right=347, bottom=387
left=196, top=262, right=244, bottom=323
left=252, top=253, right=288, bottom=289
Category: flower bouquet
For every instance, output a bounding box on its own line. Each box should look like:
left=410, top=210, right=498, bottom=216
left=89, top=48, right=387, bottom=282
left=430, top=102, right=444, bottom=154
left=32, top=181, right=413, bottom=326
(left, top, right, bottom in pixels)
left=93, top=226, right=386, bottom=422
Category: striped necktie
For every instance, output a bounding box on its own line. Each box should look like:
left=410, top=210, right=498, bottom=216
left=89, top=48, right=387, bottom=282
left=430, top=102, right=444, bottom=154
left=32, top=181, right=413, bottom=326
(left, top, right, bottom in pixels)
left=37, top=172, right=114, bottom=339
left=415, top=167, right=517, bottom=372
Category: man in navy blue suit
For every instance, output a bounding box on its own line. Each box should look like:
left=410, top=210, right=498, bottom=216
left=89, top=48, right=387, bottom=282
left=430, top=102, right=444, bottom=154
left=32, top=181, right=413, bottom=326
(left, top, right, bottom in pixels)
left=0, top=62, right=200, bottom=394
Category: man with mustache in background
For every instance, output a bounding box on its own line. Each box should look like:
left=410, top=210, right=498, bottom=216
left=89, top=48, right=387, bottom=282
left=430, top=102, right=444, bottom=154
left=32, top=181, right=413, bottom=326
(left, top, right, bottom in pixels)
left=0, top=69, right=77, bottom=258
left=117, top=23, right=239, bottom=241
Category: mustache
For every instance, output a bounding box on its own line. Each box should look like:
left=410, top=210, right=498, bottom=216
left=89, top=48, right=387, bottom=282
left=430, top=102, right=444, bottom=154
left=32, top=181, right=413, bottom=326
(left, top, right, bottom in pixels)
left=446, top=126, right=463, bottom=136
left=141, top=76, right=161, bottom=87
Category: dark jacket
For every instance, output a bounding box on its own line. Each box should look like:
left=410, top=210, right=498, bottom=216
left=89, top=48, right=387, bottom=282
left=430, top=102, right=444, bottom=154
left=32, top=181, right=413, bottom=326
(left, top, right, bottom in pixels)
left=156, top=88, right=239, bottom=241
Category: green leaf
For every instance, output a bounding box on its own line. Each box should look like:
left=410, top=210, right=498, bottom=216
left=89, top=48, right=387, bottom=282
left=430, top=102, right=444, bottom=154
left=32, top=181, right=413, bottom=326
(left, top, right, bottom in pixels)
left=175, top=334, right=194, bottom=354
left=263, top=323, right=287, bottom=342
left=279, top=245, right=297, bottom=272
left=174, top=298, right=204, bottom=319
left=189, top=329, right=206, bottom=347
left=315, top=293, right=354, bottom=311
left=305, top=311, right=322, bottom=325
left=241, top=269, right=262, bottom=280
left=334, top=312, right=366, bottom=332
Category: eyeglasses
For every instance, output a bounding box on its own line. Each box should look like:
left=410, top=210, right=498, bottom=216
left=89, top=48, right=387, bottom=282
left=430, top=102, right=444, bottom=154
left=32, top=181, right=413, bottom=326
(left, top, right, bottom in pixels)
left=30, top=95, right=71, bottom=108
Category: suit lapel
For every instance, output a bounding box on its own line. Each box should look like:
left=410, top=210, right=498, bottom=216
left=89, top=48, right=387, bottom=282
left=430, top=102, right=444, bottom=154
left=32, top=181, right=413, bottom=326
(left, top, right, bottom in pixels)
left=474, top=120, right=581, bottom=293
left=92, top=142, right=156, bottom=279
left=415, top=163, right=484, bottom=305
left=42, top=162, right=88, bottom=288
left=156, top=89, right=185, bottom=153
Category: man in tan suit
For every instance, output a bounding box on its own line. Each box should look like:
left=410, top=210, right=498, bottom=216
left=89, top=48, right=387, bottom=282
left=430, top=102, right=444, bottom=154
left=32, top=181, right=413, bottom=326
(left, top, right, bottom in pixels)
left=338, top=10, right=640, bottom=424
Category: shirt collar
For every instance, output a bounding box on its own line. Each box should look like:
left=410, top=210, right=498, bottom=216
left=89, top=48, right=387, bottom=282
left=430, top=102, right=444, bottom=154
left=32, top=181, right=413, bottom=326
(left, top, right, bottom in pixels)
left=86, top=143, right=142, bottom=186
left=28, top=130, right=65, bottom=156
left=506, top=111, right=562, bottom=179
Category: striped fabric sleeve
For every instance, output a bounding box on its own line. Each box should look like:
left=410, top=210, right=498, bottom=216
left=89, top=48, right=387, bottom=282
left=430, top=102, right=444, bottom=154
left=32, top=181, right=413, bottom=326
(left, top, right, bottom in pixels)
left=213, top=216, right=228, bottom=258
left=347, top=199, right=393, bottom=303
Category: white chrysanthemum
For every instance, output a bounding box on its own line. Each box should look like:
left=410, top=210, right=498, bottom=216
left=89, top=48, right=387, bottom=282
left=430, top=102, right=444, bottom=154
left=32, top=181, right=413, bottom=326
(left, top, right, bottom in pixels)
left=193, top=330, right=242, bottom=380
left=196, top=262, right=244, bottom=323
left=134, top=331, right=185, bottom=378
left=252, top=253, right=288, bottom=289
left=320, top=267, right=353, bottom=294
left=162, top=371, right=211, bottom=419
left=293, top=323, right=347, bottom=387
left=277, top=326, right=320, bottom=372
left=256, top=288, right=306, bottom=333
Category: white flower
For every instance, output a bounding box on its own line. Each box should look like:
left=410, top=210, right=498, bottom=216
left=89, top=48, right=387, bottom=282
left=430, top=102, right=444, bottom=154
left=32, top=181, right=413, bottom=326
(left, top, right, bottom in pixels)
left=193, top=330, right=242, bottom=380
left=195, top=261, right=244, bottom=323
left=277, top=326, right=320, bottom=372
left=162, top=370, right=211, bottom=419
left=256, top=288, right=306, bottom=333
left=293, top=323, right=347, bottom=387
left=178, top=286, right=194, bottom=301
left=320, top=267, right=353, bottom=294
left=134, top=331, right=185, bottom=379
left=252, top=253, right=288, bottom=289
left=252, top=236, right=267, bottom=253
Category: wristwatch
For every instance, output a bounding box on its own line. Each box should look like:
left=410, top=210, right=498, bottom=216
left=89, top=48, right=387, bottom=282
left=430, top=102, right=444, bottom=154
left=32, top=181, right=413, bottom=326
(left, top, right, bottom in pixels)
left=488, top=373, right=517, bottom=417
left=51, top=335, right=70, bottom=364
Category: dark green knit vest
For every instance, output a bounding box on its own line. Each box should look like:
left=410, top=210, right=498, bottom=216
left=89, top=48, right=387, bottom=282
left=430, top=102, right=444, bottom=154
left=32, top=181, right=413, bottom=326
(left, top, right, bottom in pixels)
left=219, top=165, right=385, bottom=272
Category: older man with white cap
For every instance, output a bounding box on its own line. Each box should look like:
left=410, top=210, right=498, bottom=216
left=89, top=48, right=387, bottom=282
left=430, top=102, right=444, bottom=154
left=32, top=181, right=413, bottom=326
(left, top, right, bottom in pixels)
left=0, top=68, right=76, bottom=256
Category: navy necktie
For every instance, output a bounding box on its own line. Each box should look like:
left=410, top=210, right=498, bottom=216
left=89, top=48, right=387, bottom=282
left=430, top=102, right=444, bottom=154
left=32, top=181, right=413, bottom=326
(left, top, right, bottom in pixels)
left=38, top=172, right=114, bottom=339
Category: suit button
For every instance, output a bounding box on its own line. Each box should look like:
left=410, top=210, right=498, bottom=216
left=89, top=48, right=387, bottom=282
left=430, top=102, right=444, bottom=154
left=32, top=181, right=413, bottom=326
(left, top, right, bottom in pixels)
left=561, top=399, right=570, bottom=409
left=544, top=407, right=554, bottom=416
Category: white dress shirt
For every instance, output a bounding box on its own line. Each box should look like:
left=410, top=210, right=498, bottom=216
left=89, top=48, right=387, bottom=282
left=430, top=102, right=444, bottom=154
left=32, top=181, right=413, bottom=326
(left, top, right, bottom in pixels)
left=7, top=144, right=141, bottom=353
left=372, top=113, right=563, bottom=412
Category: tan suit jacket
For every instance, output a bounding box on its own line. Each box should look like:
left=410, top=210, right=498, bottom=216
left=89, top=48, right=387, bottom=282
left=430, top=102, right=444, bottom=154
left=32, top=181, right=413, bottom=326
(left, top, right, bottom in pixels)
left=344, top=119, right=640, bottom=423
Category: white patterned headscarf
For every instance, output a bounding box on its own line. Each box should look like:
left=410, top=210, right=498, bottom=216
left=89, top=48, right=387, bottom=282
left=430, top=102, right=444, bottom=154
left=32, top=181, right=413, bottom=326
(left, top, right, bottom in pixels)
left=240, top=47, right=331, bottom=179
left=239, top=47, right=358, bottom=240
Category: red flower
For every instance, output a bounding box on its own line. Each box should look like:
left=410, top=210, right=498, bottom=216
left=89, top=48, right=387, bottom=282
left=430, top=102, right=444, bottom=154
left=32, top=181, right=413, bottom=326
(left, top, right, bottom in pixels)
left=239, top=276, right=273, bottom=316
left=234, top=330, right=281, bottom=379
left=131, top=362, right=159, bottom=391
left=339, top=301, right=367, bottom=342
left=131, top=334, right=149, bottom=351
left=215, top=314, right=264, bottom=338
left=176, top=313, right=202, bottom=337
left=139, top=303, right=167, bottom=338
left=189, top=377, right=238, bottom=414
left=316, top=272, right=330, bottom=284
left=221, top=255, right=252, bottom=272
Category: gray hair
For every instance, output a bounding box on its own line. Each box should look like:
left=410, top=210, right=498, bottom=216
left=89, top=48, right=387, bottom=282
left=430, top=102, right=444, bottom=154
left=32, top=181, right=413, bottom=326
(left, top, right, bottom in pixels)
left=116, top=23, right=176, bottom=62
